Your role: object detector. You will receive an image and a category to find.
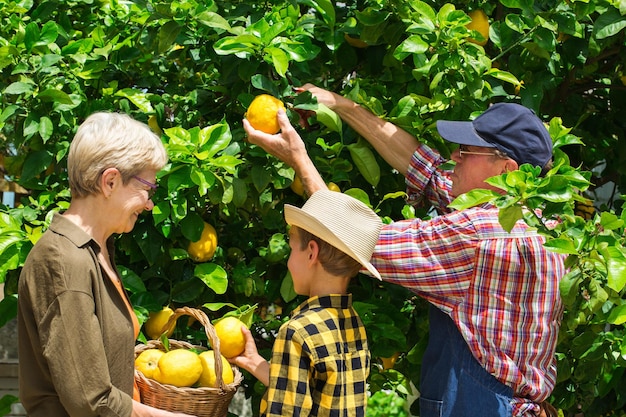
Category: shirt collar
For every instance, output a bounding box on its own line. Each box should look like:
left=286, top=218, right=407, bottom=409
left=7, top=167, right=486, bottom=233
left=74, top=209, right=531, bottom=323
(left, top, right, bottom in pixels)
left=47, top=211, right=104, bottom=252
left=291, top=294, right=353, bottom=317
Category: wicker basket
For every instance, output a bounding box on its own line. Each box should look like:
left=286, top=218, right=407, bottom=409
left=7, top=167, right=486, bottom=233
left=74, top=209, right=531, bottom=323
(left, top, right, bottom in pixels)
left=134, top=306, right=243, bottom=417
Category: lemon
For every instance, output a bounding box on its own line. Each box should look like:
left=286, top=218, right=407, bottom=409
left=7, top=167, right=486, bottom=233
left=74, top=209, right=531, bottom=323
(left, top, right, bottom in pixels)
left=135, top=349, right=165, bottom=379
left=290, top=175, right=305, bottom=197
left=187, top=221, right=218, bottom=262
left=380, top=352, right=400, bottom=370
left=152, top=349, right=203, bottom=387
left=213, top=316, right=246, bottom=359
left=144, top=306, right=176, bottom=340
left=327, top=182, right=341, bottom=192
left=344, top=33, right=369, bottom=48
left=466, top=10, right=489, bottom=46
left=197, top=350, right=235, bottom=388
left=246, top=94, right=286, bottom=134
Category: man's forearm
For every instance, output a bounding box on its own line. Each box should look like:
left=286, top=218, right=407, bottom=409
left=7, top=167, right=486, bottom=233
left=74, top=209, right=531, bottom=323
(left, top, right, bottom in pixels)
left=330, top=98, right=419, bottom=176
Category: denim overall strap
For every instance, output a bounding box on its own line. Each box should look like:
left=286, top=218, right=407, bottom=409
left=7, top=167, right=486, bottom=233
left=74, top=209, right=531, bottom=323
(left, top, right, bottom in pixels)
left=419, top=305, right=513, bottom=417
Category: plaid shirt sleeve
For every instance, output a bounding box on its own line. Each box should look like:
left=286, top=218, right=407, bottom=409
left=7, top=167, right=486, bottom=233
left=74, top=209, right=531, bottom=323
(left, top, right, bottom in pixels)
left=260, top=296, right=369, bottom=417
left=405, top=143, right=456, bottom=214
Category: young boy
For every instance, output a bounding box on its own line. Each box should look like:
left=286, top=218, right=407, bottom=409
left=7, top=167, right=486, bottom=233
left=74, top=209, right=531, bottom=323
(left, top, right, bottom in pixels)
left=230, top=189, right=382, bottom=417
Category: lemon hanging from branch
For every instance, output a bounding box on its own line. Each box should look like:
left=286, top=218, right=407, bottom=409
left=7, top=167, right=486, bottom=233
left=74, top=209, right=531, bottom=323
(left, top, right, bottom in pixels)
left=466, top=10, right=489, bottom=46
left=188, top=221, right=218, bottom=262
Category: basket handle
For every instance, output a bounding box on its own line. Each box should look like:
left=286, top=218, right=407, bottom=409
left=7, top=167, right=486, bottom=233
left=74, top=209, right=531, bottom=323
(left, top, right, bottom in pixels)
left=161, top=306, right=228, bottom=390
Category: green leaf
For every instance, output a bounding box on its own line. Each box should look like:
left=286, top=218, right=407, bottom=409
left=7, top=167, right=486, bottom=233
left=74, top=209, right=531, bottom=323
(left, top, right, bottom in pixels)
left=449, top=189, right=500, bottom=210
left=213, top=35, right=262, bottom=55
left=315, top=103, right=342, bottom=133
left=24, top=22, right=40, bottom=52
left=0, top=394, right=19, bottom=416
left=21, top=150, right=53, bottom=181
left=4, top=82, right=34, bottom=95
left=347, top=139, right=380, bottom=186
left=559, top=268, right=581, bottom=305
left=593, top=8, right=626, bottom=39
left=393, top=35, right=429, bottom=61
left=194, top=263, right=228, bottom=294
left=299, top=0, right=336, bottom=28
left=197, top=121, right=232, bottom=159
left=280, top=270, right=298, bottom=302
left=196, top=11, right=232, bottom=32
left=203, top=302, right=239, bottom=312
left=38, top=89, right=74, bottom=105
left=544, top=237, right=578, bottom=255
left=114, top=89, right=153, bottom=113
left=0, top=295, right=17, bottom=328
left=157, top=20, right=181, bottom=54
left=39, top=21, right=59, bottom=45
left=119, top=266, right=147, bottom=293
left=38, top=116, right=54, bottom=142
left=498, top=205, right=523, bottom=232
left=607, top=304, right=626, bottom=325
left=180, top=212, right=205, bottom=242
left=601, top=246, right=626, bottom=292
left=265, top=46, right=289, bottom=78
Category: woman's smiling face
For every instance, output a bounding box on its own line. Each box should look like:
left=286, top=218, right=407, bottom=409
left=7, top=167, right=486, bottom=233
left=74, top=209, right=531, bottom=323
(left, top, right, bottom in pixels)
left=110, top=169, right=158, bottom=234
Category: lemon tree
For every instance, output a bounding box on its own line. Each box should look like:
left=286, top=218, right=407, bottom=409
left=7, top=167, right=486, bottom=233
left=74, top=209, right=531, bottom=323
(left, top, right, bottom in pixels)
left=2, top=0, right=626, bottom=415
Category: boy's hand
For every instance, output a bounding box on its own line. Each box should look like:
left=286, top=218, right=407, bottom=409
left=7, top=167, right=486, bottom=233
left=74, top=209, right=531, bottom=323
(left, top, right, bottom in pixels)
left=227, top=325, right=270, bottom=386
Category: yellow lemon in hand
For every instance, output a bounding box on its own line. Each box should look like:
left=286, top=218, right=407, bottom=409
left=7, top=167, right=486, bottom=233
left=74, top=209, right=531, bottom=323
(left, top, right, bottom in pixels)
left=246, top=94, right=286, bottom=134
left=214, top=316, right=246, bottom=359
left=144, top=306, right=175, bottom=340
left=135, top=349, right=165, bottom=379
left=187, top=221, right=218, bottom=262
left=197, top=350, right=235, bottom=387
left=152, top=349, right=202, bottom=387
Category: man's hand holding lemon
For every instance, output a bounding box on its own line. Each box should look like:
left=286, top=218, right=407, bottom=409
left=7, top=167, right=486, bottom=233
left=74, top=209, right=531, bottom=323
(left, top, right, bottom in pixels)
left=243, top=100, right=327, bottom=197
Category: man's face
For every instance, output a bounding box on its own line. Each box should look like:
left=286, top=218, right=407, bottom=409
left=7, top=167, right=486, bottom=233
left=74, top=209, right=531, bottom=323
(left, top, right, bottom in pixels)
left=448, top=145, right=514, bottom=197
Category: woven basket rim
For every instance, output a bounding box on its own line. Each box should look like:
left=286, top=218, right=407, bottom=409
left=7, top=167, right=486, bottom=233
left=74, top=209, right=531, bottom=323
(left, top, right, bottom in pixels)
left=134, top=338, right=243, bottom=394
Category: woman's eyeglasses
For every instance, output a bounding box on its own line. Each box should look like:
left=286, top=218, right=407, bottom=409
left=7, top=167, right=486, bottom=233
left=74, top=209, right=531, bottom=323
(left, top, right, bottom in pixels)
left=132, top=175, right=158, bottom=199
left=458, top=145, right=498, bottom=159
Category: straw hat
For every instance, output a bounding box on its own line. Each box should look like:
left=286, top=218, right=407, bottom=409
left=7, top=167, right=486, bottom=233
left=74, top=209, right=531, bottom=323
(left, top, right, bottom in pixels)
left=284, top=189, right=382, bottom=280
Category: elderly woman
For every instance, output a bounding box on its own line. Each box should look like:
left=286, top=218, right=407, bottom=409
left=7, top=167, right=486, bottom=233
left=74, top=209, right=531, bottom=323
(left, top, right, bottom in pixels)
left=17, top=112, right=192, bottom=417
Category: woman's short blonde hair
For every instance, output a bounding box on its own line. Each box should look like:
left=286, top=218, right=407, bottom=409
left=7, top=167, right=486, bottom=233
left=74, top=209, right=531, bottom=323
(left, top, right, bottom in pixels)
left=67, top=112, right=168, bottom=198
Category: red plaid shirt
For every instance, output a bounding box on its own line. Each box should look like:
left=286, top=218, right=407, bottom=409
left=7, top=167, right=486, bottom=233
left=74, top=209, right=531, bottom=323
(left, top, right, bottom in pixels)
left=371, top=144, right=565, bottom=416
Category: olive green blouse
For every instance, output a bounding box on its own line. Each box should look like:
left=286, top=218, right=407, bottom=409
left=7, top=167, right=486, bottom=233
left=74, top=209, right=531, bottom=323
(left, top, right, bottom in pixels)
left=18, top=212, right=135, bottom=417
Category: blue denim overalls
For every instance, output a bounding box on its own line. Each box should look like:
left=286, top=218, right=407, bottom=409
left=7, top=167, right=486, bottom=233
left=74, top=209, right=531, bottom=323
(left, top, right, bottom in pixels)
left=419, top=305, right=514, bottom=417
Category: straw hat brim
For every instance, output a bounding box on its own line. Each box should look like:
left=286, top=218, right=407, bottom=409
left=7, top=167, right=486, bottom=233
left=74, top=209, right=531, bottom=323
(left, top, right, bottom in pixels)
left=284, top=197, right=381, bottom=280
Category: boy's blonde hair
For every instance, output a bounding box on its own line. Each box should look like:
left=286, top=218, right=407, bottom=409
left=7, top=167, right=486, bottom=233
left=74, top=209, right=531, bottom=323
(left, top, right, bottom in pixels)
left=67, top=112, right=167, bottom=198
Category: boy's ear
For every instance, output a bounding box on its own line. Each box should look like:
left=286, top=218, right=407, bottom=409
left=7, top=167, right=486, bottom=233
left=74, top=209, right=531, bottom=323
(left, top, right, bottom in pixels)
left=307, top=239, right=320, bottom=264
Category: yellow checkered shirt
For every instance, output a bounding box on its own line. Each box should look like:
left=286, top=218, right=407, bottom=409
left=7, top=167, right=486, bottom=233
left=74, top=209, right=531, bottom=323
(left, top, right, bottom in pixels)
left=260, top=294, right=370, bottom=417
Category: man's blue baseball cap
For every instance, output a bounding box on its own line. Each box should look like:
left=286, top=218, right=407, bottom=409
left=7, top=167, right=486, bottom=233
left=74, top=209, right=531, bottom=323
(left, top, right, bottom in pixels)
left=436, top=103, right=553, bottom=168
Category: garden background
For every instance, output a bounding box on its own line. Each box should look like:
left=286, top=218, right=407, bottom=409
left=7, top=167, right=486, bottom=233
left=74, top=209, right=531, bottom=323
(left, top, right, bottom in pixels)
left=1, top=0, right=626, bottom=415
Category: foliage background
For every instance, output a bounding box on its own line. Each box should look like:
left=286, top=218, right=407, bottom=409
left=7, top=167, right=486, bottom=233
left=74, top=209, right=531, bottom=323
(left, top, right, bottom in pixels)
left=1, top=0, right=626, bottom=415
